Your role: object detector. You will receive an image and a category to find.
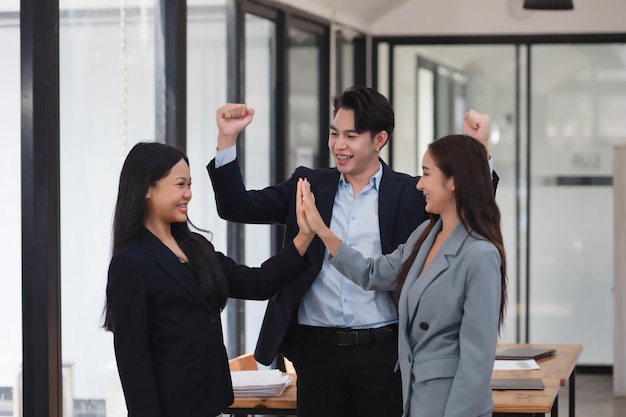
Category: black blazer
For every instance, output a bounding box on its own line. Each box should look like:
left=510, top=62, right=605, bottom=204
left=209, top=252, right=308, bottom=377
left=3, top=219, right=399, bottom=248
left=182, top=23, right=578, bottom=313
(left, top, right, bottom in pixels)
left=208, top=158, right=503, bottom=365
left=106, top=228, right=308, bottom=417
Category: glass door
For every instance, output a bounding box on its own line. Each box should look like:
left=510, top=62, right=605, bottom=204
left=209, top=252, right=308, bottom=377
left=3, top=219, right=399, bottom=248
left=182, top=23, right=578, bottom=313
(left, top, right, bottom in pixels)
left=388, top=44, right=521, bottom=343
left=243, top=11, right=276, bottom=355
left=286, top=20, right=328, bottom=175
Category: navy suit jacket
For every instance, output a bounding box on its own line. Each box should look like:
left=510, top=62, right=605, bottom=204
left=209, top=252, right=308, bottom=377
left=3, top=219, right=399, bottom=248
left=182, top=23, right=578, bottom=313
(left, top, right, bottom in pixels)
left=207, top=158, right=498, bottom=365
left=106, top=228, right=308, bottom=417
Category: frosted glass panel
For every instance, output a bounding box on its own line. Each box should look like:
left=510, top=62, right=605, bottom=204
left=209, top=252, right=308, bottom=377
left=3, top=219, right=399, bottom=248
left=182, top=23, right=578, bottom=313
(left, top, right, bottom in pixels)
left=243, top=13, right=275, bottom=355
left=59, top=3, right=157, bottom=414
left=529, top=44, right=626, bottom=365
left=391, top=45, right=520, bottom=343
left=287, top=27, right=320, bottom=175
left=186, top=2, right=228, bottom=347
left=55, top=2, right=229, bottom=415
left=0, top=9, right=21, bottom=417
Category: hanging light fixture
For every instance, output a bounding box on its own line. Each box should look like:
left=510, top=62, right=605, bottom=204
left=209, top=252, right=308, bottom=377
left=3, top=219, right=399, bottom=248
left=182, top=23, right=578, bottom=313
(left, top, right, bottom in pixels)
left=523, top=0, right=574, bottom=10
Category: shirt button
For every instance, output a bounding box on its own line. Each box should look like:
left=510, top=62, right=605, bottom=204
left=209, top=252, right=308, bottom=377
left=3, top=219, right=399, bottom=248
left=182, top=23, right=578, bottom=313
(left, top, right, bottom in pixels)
left=420, top=322, right=429, bottom=331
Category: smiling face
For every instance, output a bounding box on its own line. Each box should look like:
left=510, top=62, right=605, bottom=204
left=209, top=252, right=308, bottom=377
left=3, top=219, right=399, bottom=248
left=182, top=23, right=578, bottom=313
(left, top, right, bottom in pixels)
left=416, top=149, right=456, bottom=216
left=329, top=107, right=387, bottom=181
left=144, top=158, right=191, bottom=227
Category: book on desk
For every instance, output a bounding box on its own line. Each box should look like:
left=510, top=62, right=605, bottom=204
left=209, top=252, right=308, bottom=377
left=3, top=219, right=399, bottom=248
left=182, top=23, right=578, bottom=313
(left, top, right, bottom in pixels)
left=490, top=347, right=556, bottom=390
left=490, top=378, right=545, bottom=390
left=495, top=347, right=556, bottom=360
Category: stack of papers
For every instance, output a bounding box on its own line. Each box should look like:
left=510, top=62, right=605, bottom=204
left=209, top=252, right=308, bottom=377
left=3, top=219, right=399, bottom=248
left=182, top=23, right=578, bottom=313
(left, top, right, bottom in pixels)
left=230, top=370, right=292, bottom=398
left=493, top=359, right=540, bottom=371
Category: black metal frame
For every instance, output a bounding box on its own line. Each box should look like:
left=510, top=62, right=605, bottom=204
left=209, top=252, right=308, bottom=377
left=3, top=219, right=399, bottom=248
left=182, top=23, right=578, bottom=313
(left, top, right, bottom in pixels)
left=525, top=44, right=532, bottom=344
left=20, top=1, right=62, bottom=417
left=353, top=35, right=367, bottom=87
left=514, top=44, right=523, bottom=343
left=225, top=0, right=248, bottom=358
left=161, top=0, right=187, bottom=149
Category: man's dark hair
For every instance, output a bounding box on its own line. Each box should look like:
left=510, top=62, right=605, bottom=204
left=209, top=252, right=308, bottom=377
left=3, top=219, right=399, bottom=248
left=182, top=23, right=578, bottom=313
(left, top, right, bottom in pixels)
left=332, top=85, right=394, bottom=141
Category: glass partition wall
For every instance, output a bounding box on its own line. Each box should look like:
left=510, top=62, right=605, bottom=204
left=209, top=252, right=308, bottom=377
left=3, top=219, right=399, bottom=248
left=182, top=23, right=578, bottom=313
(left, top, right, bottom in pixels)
left=186, top=0, right=228, bottom=348
left=0, top=5, right=21, bottom=417
left=286, top=25, right=324, bottom=175
left=242, top=12, right=275, bottom=355
left=56, top=1, right=230, bottom=414
left=58, top=2, right=159, bottom=415
left=379, top=39, right=626, bottom=365
left=528, top=44, right=625, bottom=365
left=388, top=44, right=521, bottom=344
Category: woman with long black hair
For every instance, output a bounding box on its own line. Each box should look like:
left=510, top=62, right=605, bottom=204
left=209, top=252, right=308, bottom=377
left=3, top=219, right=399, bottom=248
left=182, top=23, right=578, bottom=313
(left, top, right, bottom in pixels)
left=103, top=142, right=312, bottom=417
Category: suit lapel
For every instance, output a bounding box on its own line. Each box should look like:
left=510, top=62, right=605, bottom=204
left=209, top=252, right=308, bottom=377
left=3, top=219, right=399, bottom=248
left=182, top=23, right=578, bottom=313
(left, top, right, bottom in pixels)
left=405, top=221, right=471, bottom=331
left=378, top=162, right=403, bottom=254
left=315, top=169, right=340, bottom=225
left=308, top=170, right=340, bottom=267
left=140, top=230, right=213, bottom=313
left=396, top=220, right=437, bottom=337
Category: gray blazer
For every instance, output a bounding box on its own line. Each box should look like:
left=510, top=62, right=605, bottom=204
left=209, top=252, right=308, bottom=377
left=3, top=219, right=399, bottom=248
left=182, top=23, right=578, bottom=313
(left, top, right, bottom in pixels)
left=329, top=219, right=501, bottom=417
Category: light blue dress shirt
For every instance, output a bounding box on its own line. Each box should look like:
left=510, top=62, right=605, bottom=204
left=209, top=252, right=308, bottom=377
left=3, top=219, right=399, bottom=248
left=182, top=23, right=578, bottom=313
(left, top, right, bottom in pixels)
left=297, top=165, right=398, bottom=329
left=215, top=145, right=398, bottom=329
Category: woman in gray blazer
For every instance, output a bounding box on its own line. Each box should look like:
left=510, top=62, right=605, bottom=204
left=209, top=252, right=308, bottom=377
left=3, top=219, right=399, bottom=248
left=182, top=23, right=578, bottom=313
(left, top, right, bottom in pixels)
left=298, top=134, right=506, bottom=417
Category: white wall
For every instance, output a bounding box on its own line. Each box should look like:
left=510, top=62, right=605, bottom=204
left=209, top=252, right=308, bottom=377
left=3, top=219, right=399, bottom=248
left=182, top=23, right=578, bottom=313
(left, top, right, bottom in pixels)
left=370, top=0, right=626, bottom=36
left=267, top=0, right=626, bottom=37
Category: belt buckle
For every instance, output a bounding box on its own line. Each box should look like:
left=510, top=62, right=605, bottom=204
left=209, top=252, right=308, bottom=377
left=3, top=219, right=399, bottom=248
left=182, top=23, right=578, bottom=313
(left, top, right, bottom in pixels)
left=336, top=330, right=359, bottom=346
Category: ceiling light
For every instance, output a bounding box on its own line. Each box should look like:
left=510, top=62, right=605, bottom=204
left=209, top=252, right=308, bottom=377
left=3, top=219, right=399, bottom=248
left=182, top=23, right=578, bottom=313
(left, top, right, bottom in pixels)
left=523, top=0, right=573, bottom=10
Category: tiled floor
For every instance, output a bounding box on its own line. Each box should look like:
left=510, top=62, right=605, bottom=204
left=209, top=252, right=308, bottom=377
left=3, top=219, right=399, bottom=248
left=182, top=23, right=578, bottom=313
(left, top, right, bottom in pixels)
left=557, top=373, right=626, bottom=417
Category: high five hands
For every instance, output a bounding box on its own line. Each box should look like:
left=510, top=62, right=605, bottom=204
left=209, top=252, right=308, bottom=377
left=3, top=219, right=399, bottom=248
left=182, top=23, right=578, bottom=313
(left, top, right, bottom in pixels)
left=296, top=178, right=341, bottom=256
left=296, top=178, right=314, bottom=237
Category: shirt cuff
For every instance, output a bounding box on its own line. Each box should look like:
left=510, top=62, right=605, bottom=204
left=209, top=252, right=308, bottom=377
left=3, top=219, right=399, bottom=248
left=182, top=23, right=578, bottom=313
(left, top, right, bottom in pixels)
left=215, top=144, right=237, bottom=168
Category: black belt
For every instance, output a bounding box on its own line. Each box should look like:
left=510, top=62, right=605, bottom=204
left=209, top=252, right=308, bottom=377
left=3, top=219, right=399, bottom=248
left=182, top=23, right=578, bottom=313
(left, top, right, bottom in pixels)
left=298, top=324, right=398, bottom=346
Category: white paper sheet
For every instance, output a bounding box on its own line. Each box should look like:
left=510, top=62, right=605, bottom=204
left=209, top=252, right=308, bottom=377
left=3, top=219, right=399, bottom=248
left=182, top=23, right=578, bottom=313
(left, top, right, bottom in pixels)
left=493, top=359, right=540, bottom=371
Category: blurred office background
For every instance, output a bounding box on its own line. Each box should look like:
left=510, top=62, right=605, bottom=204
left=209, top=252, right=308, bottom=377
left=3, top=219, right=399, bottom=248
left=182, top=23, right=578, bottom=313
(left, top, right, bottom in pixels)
left=3, top=0, right=626, bottom=415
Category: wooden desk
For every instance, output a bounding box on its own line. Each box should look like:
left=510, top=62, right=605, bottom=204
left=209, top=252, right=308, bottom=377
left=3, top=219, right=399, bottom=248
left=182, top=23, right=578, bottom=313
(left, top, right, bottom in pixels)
left=226, top=344, right=582, bottom=417
left=493, top=343, right=582, bottom=417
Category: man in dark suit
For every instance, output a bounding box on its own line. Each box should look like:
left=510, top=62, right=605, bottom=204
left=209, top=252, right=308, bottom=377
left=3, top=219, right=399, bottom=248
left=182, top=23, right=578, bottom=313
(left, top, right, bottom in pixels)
left=207, top=86, right=495, bottom=417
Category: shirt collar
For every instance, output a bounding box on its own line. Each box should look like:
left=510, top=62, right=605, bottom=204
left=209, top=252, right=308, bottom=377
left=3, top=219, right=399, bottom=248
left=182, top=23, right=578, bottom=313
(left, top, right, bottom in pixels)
left=338, top=162, right=383, bottom=191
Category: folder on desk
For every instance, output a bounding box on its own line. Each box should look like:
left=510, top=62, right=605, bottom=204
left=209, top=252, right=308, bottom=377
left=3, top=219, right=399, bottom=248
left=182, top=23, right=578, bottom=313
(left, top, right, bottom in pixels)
left=490, top=378, right=545, bottom=390
left=495, top=347, right=556, bottom=360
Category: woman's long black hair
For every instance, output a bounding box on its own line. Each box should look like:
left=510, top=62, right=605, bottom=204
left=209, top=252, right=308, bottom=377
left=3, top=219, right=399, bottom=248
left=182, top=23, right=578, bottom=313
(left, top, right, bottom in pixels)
left=103, top=142, right=228, bottom=331
left=395, top=135, right=507, bottom=331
